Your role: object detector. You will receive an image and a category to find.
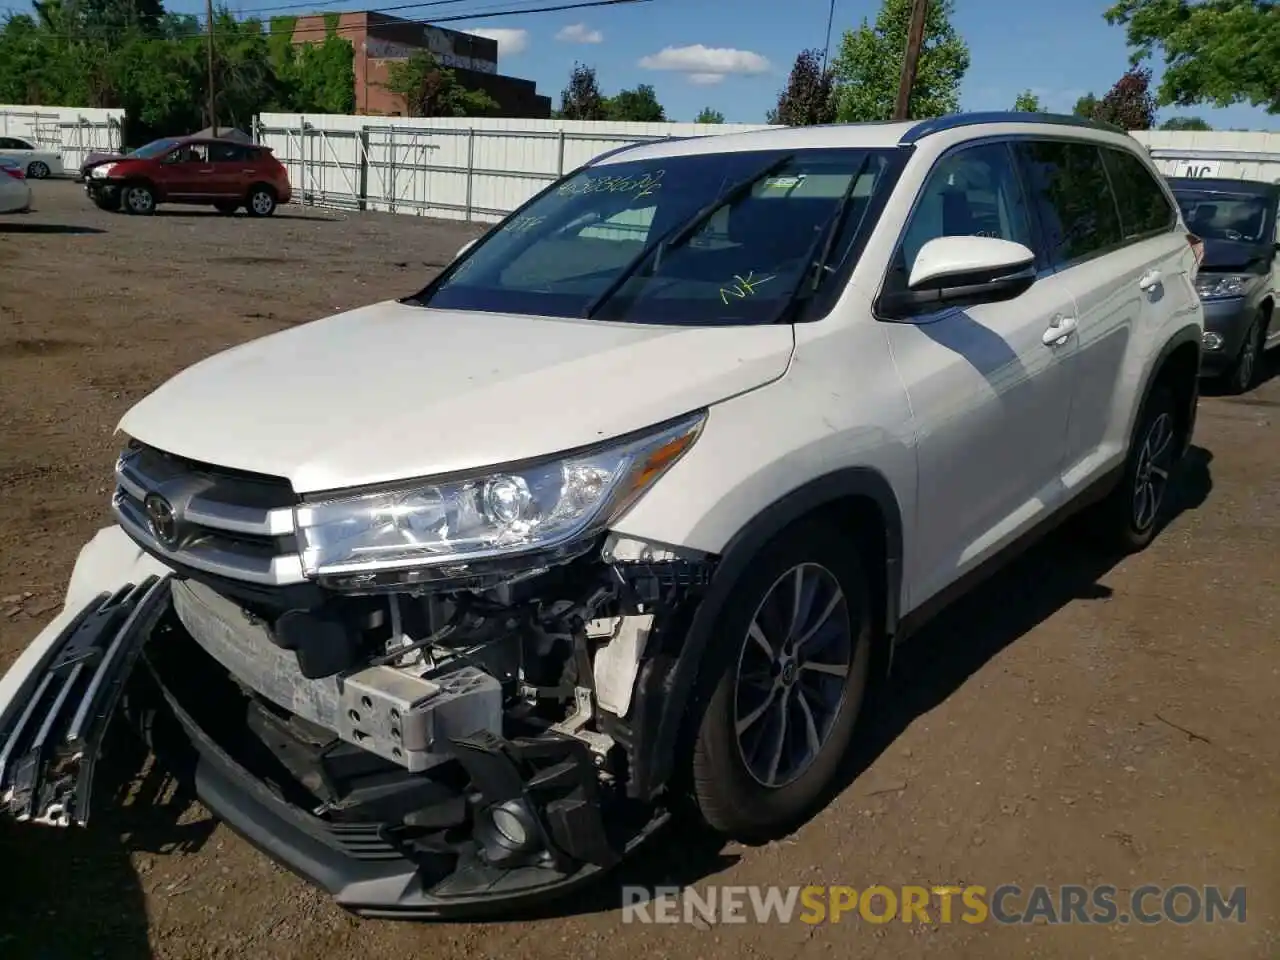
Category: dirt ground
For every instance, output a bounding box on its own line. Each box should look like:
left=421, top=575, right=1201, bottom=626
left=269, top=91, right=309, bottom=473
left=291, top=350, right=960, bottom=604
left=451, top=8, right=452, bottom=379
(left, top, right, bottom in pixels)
left=0, top=182, right=1276, bottom=960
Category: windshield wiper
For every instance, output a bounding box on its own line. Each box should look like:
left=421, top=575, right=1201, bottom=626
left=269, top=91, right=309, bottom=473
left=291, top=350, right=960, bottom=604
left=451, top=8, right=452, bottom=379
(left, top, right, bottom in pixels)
left=772, top=153, right=873, bottom=324
left=581, top=152, right=797, bottom=319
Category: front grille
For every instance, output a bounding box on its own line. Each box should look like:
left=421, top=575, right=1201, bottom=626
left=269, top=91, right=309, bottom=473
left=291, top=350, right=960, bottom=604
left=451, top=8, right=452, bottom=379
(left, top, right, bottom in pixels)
left=112, top=442, right=308, bottom=586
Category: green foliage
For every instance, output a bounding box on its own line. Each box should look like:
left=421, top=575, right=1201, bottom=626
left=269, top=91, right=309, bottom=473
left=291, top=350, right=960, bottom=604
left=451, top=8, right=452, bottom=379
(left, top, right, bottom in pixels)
left=1160, top=115, right=1212, bottom=130
left=383, top=51, right=498, bottom=118
left=767, top=49, right=835, bottom=126
left=1104, top=0, right=1280, bottom=113
left=322, top=12, right=340, bottom=38
left=694, top=106, right=725, bottom=123
left=0, top=3, right=366, bottom=141
left=1012, top=89, right=1042, bottom=112
left=1072, top=92, right=1099, bottom=117
left=831, top=0, right=970, bottom=122
left=604, top=83, right=665, bottom=122
left=559, top=61, right=606, bottom=120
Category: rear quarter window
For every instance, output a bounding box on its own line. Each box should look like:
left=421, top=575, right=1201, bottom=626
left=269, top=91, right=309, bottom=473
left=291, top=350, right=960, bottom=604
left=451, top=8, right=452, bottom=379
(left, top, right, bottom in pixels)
left=1103, top=147, right=1177, bottom=238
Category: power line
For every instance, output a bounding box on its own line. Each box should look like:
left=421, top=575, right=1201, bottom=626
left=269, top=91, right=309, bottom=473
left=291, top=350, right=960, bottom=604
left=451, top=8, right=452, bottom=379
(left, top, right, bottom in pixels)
left=8, top=0, right=647, bottom=32
left=821, top=0, right=836, bottom=71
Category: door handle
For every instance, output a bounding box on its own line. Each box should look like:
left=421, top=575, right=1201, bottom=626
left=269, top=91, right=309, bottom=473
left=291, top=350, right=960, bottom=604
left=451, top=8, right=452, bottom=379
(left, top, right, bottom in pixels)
left=1139, top=269, right=1163, bottom=291
left=1042, top=314, right=1077, bottom=346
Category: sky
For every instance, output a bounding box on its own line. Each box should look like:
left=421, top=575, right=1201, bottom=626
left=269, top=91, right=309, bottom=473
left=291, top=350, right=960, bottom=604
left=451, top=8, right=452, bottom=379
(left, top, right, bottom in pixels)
left=11, top=0, right=1280, bottom=129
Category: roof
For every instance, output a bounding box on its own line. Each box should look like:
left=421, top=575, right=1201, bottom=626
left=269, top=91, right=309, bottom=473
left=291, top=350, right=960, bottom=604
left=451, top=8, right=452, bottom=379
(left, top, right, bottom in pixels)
left=1166, top=177, right=1279, bottom=195
left=593, top=112, right=1132, bottom=166
left=189, top=126, right=252, bottom=142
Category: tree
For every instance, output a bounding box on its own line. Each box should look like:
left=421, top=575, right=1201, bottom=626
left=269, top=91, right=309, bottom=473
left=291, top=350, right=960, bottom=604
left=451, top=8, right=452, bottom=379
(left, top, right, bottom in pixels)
left=1012, top=89, right=1042, bottom=112
left=765, top=48, right=835, bottom=126
left=559, top=61, right=606, bottom=120
left=605, top=83, right=665, bottom=121
left=1093, top=65, right=1157, bottom=129
left=1072, top=92, right=1099, bottom=117
left=1104, top=0, right=1280, bottom=114
left=383, top=51, right=498, bottom=118
left=694, top=106, right=724, bottom=123
left=1160, top=115, right=1212, bottom=131
left=831, top=0, right=969, bottom=122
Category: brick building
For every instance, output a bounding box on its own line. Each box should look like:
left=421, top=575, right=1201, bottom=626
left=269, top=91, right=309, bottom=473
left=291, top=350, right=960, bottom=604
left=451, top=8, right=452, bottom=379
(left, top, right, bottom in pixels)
left=291, top=12, right=552, bottom=119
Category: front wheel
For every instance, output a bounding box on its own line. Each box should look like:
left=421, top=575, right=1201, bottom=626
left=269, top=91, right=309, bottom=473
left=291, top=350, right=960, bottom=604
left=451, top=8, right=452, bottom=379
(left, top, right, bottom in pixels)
left=1222, top=314, right=1263, bottom=395
left=245, top=186, right=276, bottom=217
left=689, top=523, right=874, bottom=840
left=27, top=161, right=50, bottom=179
left=122, top=183, right=156, bottom=215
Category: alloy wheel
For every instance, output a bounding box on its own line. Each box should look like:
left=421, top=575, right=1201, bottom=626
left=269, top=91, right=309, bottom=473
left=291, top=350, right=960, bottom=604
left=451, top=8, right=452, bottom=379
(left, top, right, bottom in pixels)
left=126, top=187, right=153, bottom=214
left=250, top=190, right=274, bottom=215
left=28, top=161, right=49, bottom=179
left=733, top=562, right=854, bottom=788
left=1236, top=326, right=1258, bottom=392
left=1132, top=411, right=1174, bottom=533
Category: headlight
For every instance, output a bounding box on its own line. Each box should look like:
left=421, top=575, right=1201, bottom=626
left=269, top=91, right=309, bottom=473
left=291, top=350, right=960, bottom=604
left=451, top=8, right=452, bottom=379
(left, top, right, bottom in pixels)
left=295, top=412, right=705, bottom=588
left=1195, top=274, right=1252, bottom=300
left=91, top=163, right=114, bottom=178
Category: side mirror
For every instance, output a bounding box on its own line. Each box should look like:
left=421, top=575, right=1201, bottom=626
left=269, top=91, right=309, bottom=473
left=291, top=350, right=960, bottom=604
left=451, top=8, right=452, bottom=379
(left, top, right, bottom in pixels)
left=880, top=236, right=1037, bottom=318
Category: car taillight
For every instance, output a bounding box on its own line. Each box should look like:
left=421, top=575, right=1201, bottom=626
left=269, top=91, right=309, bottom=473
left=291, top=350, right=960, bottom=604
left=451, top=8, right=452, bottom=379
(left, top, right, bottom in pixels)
left=1187, top=232, right=1204, bottom=267
left=2, top=166, right=24, bottom=180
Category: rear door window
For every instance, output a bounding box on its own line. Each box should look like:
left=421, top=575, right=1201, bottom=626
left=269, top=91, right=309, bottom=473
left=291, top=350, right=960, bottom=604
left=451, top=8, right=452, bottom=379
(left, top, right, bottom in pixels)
left=1015, top=140, right=1123, bottom=266
left=1102, top=147, right=1177, bottom=239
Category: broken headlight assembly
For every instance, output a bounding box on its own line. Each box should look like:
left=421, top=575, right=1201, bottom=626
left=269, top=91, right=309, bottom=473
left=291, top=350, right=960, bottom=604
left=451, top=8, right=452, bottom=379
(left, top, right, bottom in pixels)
left=295, top=411, right=706, bottom=591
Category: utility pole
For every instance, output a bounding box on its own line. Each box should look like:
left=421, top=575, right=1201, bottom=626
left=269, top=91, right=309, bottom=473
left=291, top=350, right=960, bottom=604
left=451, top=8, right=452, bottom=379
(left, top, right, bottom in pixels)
left=893, top=0, right=929, bottom=121
left=205, top=0, right=217, bottom=136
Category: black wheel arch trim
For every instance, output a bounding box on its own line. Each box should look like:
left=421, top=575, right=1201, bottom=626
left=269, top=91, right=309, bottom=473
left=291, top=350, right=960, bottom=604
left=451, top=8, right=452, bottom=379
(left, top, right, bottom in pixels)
left=627, top=466, right=904, bottom=801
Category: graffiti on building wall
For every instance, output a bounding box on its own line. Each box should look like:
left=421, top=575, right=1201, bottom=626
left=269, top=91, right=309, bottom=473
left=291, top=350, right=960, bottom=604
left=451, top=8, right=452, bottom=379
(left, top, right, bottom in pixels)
left=365, top=28, right=498, bottom=73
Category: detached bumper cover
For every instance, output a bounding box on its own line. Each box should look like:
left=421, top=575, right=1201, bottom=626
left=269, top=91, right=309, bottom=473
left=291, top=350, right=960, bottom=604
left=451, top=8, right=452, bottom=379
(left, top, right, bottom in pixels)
left=0, top=576, right=171, bottom=825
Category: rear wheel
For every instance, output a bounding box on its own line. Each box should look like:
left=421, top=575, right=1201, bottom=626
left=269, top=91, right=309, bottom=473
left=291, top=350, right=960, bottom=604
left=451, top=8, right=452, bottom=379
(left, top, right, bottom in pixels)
left=245, top=185, right=276, bottom=217
left=1095, top=385, right=1180, bottom=554
left=689, top=523, right=874, bottom=840
left=122, top=182, right=156, bottom=216
left=26, top=160, right=50, bottom=179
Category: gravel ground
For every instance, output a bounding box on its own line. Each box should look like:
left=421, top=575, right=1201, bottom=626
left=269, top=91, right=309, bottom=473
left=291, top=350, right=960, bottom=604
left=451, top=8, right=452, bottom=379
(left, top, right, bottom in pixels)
left=0, top=181, right=1277, bottom=960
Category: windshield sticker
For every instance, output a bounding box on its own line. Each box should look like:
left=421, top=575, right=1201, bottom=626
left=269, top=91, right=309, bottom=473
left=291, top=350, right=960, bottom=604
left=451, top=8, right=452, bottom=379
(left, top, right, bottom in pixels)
left=503, top=214, right=546, bottom=235
left=558, top=169, right=665, bottom=201
left=719, top=271, right=775, bottom=304
left=762, top=175, right=806, bottom=190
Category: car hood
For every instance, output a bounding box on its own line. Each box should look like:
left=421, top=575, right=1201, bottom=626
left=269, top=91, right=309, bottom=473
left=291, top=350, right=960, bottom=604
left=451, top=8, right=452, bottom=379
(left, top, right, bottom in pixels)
left=1199, top=238, right=1273, bottom=273
left=117, top=301, right=795, bottom=493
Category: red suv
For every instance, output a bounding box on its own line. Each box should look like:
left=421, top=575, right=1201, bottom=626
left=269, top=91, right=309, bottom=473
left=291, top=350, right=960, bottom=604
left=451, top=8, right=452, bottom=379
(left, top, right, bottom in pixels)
left=85, top=136, right=293, bottom=217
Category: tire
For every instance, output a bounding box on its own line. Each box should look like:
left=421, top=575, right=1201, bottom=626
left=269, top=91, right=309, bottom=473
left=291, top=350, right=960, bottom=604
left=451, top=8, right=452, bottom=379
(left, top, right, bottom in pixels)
left=689, top=522, right=875, bottom=840
left=245, top=185, right=276, bottom=217
left=1222, top=314, right=1263, bottom=395
left=1095, top=385, right=1180, bottom=554
left=215, top=201, right=239, bottom=215
left=122, top=182, right=156, bottom=216
left=27, top=161, right=50, bottom=179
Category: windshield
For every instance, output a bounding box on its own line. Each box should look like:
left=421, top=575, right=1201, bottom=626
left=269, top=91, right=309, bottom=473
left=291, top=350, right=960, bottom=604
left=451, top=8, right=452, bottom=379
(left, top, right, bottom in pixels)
left=131, top=138, right=181, bottom=160
left=416, top=148, right=899, bottom=324
left=1174, top=190, right=1273, bottom=243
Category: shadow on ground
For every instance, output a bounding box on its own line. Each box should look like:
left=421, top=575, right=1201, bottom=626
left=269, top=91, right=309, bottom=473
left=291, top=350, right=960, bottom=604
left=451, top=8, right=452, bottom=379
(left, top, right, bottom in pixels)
left=0, top=223, right=105, bottom=235
left=0, top=449, right=1215, bottom=938
left=0, top=723, right=214, bottom=958
left=152, top=208, right=339, bottom=222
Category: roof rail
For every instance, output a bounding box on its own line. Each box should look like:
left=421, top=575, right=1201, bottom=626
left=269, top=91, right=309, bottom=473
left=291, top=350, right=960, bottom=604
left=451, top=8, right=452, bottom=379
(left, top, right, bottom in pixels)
left=899, top=111, right=1126, bottom=145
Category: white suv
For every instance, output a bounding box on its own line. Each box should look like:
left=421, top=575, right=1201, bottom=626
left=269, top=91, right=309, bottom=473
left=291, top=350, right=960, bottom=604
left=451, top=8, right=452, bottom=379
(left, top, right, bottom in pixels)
left=0, top=113, right=1203, bottom=918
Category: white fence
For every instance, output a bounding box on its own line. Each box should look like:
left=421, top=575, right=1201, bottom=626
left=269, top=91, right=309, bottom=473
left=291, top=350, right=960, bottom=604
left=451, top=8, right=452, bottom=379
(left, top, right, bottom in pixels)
left=0, top=104, right=125, bottom=174
left=254, top=113, right=777, bottom=222
left=1132, top=129, right=1280, bottom=183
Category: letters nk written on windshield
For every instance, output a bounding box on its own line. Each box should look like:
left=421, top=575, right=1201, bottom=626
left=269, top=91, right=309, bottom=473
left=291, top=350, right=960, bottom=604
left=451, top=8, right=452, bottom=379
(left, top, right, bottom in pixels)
left=414, top=149, right=898, bottom=325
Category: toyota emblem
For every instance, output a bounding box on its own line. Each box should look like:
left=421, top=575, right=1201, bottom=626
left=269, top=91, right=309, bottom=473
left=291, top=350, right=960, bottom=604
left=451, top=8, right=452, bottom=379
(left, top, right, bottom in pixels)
left=143, top=493, right=178, bottom=548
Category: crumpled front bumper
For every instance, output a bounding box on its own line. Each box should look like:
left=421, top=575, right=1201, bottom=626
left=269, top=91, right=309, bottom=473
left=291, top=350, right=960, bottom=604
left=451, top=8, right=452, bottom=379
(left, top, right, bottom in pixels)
left=0, top=526, right=658, bottom=919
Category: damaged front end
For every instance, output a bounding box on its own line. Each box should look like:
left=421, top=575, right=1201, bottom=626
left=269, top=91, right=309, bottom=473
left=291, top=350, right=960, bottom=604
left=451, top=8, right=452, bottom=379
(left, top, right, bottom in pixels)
left=0, top=415, right=717, bottom=918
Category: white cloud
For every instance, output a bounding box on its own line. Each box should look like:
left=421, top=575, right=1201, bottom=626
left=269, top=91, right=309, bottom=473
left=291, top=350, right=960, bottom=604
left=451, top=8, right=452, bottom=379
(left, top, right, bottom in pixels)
left=556, top=22, right=602, bottom=43
left=467, top=27, right=528, bottom=57
left=638, top=44, right=771, bottom=83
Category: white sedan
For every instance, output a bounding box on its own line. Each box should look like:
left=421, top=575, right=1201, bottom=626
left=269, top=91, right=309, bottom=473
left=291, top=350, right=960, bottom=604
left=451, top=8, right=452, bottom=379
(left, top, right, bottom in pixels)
left=0, top=136, right=62, bottom=178
left=0, top=160, right=32, bottom=213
